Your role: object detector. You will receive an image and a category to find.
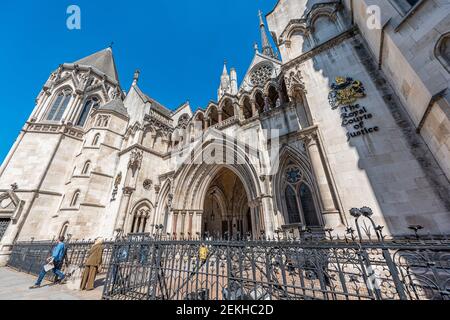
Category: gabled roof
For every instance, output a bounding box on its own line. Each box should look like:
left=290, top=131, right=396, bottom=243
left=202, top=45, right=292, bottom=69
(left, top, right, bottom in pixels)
left=132, top=84, right=173, bottom=118
left=98, top=99, right=128, bottom=117
left=73, top=48, right=119, bottom=82
left=239, top=51, right=282, bottom=93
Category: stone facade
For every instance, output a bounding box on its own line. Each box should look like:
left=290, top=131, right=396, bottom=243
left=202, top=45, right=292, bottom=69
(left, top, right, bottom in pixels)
left=1, top=0, right=449, bottom=265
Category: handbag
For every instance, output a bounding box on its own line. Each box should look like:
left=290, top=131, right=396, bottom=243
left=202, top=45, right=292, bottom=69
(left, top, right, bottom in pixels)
left=44, top=261, right=55, bottom=272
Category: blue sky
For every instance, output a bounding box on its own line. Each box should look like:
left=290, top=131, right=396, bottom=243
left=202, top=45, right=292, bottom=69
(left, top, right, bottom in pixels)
left=0, top=0, right=277, bottom=162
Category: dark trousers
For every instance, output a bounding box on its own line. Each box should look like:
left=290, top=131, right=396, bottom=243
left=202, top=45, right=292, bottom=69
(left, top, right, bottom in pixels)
left=35, top=261, right=65, bottom=286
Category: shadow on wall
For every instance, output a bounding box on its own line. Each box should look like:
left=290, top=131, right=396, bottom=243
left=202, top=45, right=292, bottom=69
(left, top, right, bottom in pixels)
left=301, top=1, right=450, bottom=236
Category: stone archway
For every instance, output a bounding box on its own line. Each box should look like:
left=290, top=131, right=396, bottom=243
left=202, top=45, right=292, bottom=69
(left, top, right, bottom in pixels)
left=202, top=167, right=252, bottom=239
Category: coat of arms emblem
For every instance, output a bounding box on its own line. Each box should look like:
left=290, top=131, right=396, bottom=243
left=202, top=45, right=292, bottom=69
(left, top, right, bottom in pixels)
left=328, top=77, right=366, bottom=109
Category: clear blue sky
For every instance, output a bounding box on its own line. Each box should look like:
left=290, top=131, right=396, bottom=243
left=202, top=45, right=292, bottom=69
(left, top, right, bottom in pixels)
left=0, top=0, right=277, bottom=162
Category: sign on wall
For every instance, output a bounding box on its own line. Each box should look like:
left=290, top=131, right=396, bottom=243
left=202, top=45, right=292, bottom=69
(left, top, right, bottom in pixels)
left=329, top=77, right=379, bottom=141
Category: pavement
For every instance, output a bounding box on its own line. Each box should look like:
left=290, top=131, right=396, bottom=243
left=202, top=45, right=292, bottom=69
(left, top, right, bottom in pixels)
left=0, top=267, right=103, bottom=300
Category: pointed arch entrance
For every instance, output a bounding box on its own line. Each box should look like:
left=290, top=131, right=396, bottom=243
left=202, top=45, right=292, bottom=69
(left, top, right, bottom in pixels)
left=202, top=167, right=252, bottom=239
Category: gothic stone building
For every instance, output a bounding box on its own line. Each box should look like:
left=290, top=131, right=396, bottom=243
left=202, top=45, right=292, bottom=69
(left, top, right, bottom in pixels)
left=1, top=0, right=449, bottom=264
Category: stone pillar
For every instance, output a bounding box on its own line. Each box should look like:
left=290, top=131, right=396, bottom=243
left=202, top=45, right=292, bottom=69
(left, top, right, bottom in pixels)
left=172, top=213, right=179, bottom=239
left=251, top=99, right=258, bottom=117
left=304, top=133, right=340, bottom=226
left=115, top=187, right=134, bottom=233
left=67, top=94, right=81, bottom=124
left=188, top=212, right=194, bottom=239
left=218, top=111, right=223, bottom=124
left=180, top=212, right=187, bottom=239
left=193, top=212, right=203, bottom=239
left=260, top=196, right=275, bottom=238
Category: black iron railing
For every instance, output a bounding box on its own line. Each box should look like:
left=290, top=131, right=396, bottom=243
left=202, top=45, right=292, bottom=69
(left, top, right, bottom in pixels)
left=100, top=238, right=450, bottom=301
left=7, top=240, right=115, bottom=281
left=101, top=214, right=450, bottom=301
left=6, top=213, right=450, bottom=300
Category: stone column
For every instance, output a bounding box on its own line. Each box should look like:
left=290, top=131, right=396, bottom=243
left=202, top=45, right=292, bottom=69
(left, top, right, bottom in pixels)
left=193, top=212, right=203, bottom=239
left=218, top=111, right=223, bottom=124
left=251, top=99, right=258, bottom=117
left=180, top=212, right=187, bottom=239
left=172, top=213, right=179, bottom=239
left=187, top=212, right=194, bottom=239
left=304, top=133, right=340, bottom=226
left=115, top=187, right=134, bottom=233
left=67, top=94, right=81, bottom=124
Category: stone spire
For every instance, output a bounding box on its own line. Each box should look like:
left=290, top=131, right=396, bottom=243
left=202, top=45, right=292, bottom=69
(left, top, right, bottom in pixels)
left=73, top=47, right=120, bottom=82
left=258, top=10, right=276, bottom=59
left=132, top=69, right=140, bottom=86
left=218, top=60, right=231, bottom=101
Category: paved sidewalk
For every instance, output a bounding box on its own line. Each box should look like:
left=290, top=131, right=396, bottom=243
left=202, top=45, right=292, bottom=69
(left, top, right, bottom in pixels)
left=0, top=268, right=103, bottom=300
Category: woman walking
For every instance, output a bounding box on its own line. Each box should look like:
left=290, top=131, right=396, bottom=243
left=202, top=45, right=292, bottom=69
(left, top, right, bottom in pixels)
left=80, top=238, right=104, bottom=291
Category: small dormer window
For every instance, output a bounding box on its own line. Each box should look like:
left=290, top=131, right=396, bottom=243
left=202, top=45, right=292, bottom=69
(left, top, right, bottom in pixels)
left=70, top=191, right=80, bottom=207
left=92, top=133, right=101, bottom=146
left=81, top=161, right=91, bottom=175
left=46, top=89, right=72, bottom=122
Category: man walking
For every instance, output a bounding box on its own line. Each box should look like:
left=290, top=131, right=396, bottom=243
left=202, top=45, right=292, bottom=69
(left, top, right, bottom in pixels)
left=30, top=236, right=67, bottom=289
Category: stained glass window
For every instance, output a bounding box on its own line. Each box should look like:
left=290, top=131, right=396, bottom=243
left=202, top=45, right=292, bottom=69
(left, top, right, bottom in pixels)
left=77, top=97, right=100, bottom=127
left=47, top=89, right=72, bottom=121
left=286, top=167, right=302, bottom=184
left=286, top=186, right=301, bottom=224
left=299, top=183, right=320, bottom=226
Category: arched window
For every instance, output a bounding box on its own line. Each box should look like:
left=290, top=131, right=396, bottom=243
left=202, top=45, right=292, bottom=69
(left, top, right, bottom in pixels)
left=81, top=161, right=91, bottom=175
left=242, top=97, right=253, bottom=120
left=312, top=15, right=339, bottom=45
left=77, top=97, right=100, bottom=127
left=436, top=34, right=450, bottom=72
left=92, top=134, right=101, bottom=146
left=254, top=91, right=265, bottom=115
left=59, top=222, right=69, bottom=239
left=286, top=186, right=301, bottom=224
left=283, top=166, right=321, bottom=227
left=299, top=183, right=320, bottom=226
left=46, top=89, right=72, bottom=121
left=70, top=191, right=80, bottom=207
left=130, top=204, right=151, bottom=234
left=221, top=99, right=235, bottom=122
left=207, top=105, right=219, bottom=126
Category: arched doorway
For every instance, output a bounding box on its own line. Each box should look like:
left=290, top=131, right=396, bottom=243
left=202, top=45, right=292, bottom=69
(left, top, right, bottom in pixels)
left=202, top=167, right=252, bottom=239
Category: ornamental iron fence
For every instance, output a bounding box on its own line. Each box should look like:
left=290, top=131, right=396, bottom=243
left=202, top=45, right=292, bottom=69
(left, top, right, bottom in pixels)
left=6, top=212, right=450, bottom=300
left=7, top=239, right=115, bottom=281
left=101, top=214, right=450, bottom=301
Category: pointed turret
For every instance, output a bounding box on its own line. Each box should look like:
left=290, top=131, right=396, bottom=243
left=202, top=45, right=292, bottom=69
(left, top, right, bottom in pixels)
left=73, top=47, right=119, bottom=82
left=218, top=60, right=232, bottom=101
left=258, top=10, right=277, bottom=59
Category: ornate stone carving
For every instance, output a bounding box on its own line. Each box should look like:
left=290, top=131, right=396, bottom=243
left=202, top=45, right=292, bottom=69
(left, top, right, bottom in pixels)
left=285, top=65, right=306, bottom=98
left=143, top=179, right=153, bottom=191
left=167, top=193, right=174, bottom=209
left=144, top=114, right=173, bottom=136
left=250, top=63, right=274, bottom=87
left=177, top=114, right=190, bottom=129
left=128, top=150, right=143, bottom=171
left=111, top=172, right=122, bottom=201
left=286, top=167, right=302, bottom=184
